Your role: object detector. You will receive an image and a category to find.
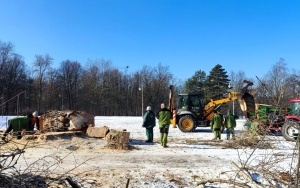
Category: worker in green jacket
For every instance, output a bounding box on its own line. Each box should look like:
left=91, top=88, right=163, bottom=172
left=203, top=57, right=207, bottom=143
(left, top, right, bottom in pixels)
left=156, top=103, right=172, bottom=147
left=142, top=106, right=156, bottom=143
left=211, top=110, right=223, bottom=140
left=225, top=110, right=236, bottom=140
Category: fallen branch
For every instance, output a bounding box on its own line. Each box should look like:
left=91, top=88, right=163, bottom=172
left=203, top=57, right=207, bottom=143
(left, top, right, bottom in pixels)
left=232, top=162, right=253, bottom=182
left=66, top=176, right=81, bottom=188
left=126, top=178, right=130, bottom=188
left=196, top=178, right=251, bottom=188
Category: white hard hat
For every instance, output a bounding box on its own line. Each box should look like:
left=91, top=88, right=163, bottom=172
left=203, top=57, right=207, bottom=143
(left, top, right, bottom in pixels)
left=32, top=111, right=38, bottom=117
left=146, top=106, right=151, bottom=111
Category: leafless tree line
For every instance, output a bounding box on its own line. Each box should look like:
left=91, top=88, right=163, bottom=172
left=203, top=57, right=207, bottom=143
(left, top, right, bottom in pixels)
left=0, top=41, right=179, bottom=116
left=1, top=40, right=300, bottom=116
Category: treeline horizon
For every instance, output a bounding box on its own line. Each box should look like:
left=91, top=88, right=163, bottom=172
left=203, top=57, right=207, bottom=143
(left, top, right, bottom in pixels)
left=1, top=40, right=299, bottom=116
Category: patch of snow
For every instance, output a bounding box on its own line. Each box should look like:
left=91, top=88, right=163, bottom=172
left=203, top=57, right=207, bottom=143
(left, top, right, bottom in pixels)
left=0, top=116, right=297, bottom=187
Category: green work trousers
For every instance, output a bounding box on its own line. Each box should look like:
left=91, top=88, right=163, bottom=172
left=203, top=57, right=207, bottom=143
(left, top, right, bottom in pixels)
left=146, top=128, right=153, bottom=142
left=160, top=126, right=169, bottom=147
left=213, top=128, right=221, bottom=139
left=226, top=128, right=235, bottom=139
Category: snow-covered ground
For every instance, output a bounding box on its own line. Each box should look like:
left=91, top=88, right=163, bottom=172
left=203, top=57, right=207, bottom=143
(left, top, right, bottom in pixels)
left=0, top=116, right=297, bottom=187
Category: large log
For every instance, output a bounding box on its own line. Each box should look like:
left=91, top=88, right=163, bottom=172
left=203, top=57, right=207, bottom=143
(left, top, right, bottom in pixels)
left=105, top=129, right=130, bottom=144
left=39, top=110, right=95, bottom=132
left=86, top=126, right=110, bottom=138
left=104, top=129, right=131, bottom=150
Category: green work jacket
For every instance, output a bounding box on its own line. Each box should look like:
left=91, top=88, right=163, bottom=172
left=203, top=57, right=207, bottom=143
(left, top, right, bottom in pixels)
left=156, top=108, right=172, bottom=128
left=211, top=113, right=223, bottom=129
left=142, top=110, right=156, bottom=128
left=225, top=113, right=236, bottom=129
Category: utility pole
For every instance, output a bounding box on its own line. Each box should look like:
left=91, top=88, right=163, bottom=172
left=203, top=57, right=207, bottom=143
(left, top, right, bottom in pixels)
left=139, top=85, right=143, bottom=117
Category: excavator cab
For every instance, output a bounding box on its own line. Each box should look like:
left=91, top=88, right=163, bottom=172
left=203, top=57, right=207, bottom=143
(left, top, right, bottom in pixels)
left=178, top=94, right=202, bottom=111
left=175, top=93, right=205, bottom=132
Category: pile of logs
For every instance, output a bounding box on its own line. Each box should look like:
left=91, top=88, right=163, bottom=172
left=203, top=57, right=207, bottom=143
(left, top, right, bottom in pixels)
left=38, top=110, right=131, bottom=149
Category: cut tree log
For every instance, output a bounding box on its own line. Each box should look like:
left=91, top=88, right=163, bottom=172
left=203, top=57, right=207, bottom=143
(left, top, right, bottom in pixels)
left=104, top=129, right=131, bottom=150
left=39, top=110, right=94, bottom=133
left=86, top=126, right=110, bottom=138
left=105, top=129, right=130, bottom=144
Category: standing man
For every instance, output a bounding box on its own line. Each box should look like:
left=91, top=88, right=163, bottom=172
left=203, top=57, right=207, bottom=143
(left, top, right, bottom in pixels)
left=29, top=111, right=39, bottom=131
left=142, top=106, right=156, bottom=143
left=225, top=110, right=236, bottom=140
left=211, top=110, right=223, bottom=140
left=156, top=103, right=172, bottom=148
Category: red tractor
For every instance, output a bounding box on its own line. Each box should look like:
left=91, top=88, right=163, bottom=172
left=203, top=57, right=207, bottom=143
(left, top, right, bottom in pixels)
left=281, top=98, right=300, bottom=141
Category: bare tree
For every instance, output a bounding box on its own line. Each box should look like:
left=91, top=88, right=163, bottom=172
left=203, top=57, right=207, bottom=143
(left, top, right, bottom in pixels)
left=285, top=69, right=300, bottom=99
left=42, top=68, right=61, bottom=111
left=256, top=58, right=289, bottom=106
left=32, top=54, right=53, bottom=112
left=58, top=60, right=82, bottom=110
left=143, top=63, right=173, bottom=112
left=0, top=41, right=27, bottom=115
left=79, top=59, right=115, bottom=114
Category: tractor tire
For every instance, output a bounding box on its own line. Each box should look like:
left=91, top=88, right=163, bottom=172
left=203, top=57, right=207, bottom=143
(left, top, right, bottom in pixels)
left=282, top=120, right=300, bottom=142
left=178, top=116, right=196, bottom=132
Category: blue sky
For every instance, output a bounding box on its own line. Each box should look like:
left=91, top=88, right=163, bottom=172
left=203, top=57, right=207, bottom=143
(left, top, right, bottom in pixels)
left=1, top=0, right=299, bottom=81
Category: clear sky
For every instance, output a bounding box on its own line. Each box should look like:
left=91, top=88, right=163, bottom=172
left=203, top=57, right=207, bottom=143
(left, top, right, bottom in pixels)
left=1, top=0, right=299, bottom=81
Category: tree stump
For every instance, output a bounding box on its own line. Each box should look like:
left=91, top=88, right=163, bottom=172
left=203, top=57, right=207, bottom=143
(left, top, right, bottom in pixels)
left=104, top=129, right=131, bottom=150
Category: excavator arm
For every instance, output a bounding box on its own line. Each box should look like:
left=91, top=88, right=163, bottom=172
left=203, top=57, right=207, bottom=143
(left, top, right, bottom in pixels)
left=204, top=92, right=240, bottom=121
left=204, top=80, right=256, bottom=121
left=204, top=92, right=239, bottom=111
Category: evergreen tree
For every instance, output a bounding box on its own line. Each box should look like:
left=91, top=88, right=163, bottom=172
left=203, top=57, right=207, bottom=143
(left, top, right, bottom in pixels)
left=184, top=70, right=206, bottom=94
left=206, top=64, right=230, bottom=100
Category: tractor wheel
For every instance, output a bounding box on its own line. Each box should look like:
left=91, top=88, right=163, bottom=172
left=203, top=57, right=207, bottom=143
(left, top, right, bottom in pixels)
left=282, top=120, right=300, bottom=142
left=178, top=116, right=196, bottom=132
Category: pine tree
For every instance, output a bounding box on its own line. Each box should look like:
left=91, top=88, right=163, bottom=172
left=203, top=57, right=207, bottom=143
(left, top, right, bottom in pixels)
left=184, top=70, right=206, bottom=94
left=206, top=64, right=230, bottom=100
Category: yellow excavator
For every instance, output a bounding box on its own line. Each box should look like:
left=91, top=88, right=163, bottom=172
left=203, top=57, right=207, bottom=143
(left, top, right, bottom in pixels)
left=169, top=80, right=256, bottom=132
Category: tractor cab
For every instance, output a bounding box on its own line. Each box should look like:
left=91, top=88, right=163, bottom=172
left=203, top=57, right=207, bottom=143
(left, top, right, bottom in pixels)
left=177, top=94, right=204, bottom=117
left=281, top=98, right=300, bottom=141
left=290, top=98, right=300, bottom=117
left=175, top=93, right=206, bottom=131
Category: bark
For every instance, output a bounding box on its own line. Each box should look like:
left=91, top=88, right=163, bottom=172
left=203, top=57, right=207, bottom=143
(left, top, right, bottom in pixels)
left=39, top=110, right=94, bottom=132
